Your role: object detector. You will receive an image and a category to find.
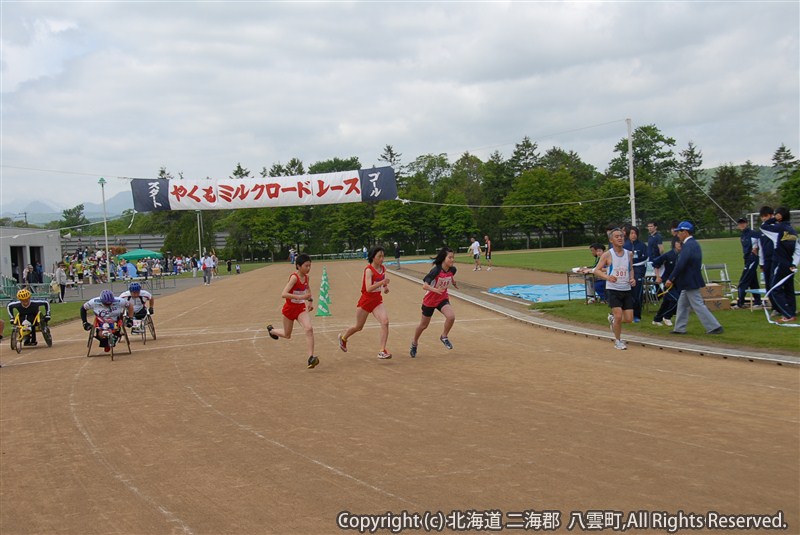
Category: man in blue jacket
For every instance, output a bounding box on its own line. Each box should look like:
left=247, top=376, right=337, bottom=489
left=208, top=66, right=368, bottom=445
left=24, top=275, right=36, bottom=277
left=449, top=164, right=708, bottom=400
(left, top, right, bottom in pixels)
left=664, top=221, right=724, bottom=335
left=760, top=207, right=799, bottom=323
left=734, top=217, right=763, bottom=309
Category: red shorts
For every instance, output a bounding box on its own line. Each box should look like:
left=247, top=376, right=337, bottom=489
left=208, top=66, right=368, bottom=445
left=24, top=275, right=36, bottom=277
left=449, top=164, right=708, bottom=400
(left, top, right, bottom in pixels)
left=357, top=292, right=383, bottom=313
left=282, top=301, right=307, bottom=321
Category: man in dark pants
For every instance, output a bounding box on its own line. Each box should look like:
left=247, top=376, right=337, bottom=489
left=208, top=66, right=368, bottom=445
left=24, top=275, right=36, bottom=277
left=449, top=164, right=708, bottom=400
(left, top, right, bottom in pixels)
left=757, top=206, right=776, bottom=293
left=624, top=226, right=648, bottom=323
left=760, top=207, right=799, bottom=323
left=665, top=221, right=723, bottom=335
left=734, top=217, right=762, bottom=309
left=651, top=238, right=682, bottom=326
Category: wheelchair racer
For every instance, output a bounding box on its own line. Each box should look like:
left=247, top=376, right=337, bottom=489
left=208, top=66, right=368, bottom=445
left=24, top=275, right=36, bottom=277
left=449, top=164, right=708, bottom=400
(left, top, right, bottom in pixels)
left=118, top=283, right=155, bottom=331
left=7, top=289, right=51, bottom=346
left=80, top=290, right=133, bottom=352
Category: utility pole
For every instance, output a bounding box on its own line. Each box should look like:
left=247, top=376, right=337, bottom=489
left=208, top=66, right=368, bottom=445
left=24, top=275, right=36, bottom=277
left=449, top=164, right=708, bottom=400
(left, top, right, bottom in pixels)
left=626, top=118, right=637, bottom=225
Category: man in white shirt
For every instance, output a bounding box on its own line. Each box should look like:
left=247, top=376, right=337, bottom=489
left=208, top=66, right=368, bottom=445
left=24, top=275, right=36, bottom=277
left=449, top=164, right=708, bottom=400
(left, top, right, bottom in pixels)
left=469, top=237, right=482, bottom=271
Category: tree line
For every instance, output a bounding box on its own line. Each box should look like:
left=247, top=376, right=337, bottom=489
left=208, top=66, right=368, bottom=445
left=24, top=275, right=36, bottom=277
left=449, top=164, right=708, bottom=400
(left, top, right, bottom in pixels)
left=9, top=125, right=799, bottom=260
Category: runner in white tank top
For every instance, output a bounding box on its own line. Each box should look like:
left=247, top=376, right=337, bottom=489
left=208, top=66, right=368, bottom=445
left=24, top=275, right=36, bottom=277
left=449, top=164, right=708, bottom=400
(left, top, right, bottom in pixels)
left=594, top=229, right=636, bottom=350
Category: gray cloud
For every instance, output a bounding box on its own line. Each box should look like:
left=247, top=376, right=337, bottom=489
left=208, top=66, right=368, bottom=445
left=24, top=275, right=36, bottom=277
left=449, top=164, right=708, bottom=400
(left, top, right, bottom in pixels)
left=1, top=1, right=797, bottom=210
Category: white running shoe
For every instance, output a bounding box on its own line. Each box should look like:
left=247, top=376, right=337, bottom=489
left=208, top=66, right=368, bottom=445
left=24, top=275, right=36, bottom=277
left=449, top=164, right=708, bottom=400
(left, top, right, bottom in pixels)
left=614, top=339, right=627, bottom=350
left=663, top=318, right=673, bottom=326
left=652, top=321, right=663, bottom=326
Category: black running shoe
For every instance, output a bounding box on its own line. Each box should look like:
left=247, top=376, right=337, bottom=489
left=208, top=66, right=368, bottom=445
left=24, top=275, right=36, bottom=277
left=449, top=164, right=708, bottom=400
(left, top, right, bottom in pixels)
left=267, top=324, right=279, bottom=340
left=307, top=355, right=319, bottom=369
left=410, top=343, right=417, bottom=358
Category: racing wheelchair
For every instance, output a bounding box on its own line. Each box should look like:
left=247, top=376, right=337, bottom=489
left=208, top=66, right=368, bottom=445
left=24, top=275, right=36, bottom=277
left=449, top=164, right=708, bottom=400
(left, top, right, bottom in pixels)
left=129, top=309, right=157, bottom=344
left=86, top=317, right=131, bottom=360
left=10, top=312, right=53, bottom=354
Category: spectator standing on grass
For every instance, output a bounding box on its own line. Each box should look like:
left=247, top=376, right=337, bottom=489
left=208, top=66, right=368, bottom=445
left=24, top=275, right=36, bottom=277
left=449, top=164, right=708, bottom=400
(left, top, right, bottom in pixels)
left=579, top=243, right=606, bottom=303
left=665, top=221, right=724, bottom=335
left=625, top=226, right=648, bottom=323
left=760, top=207, right=799, bottom=323
left=734, top=218, right=763, bottom=310
left=650, top=239, right=682, bottom=327
left=469, top=237, right=482, bottom=271
left=757, top=206, right=776, bottom=293
left=646, top=221, right=664, bottom=261
left=593, top=228, right=635, bottom=350
left=484, top=235, right=493, bottom=271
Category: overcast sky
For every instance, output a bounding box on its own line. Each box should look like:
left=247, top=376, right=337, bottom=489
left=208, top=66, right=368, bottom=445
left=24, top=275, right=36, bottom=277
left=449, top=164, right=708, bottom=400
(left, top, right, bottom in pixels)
left=1, top=1, right=798, bottom=213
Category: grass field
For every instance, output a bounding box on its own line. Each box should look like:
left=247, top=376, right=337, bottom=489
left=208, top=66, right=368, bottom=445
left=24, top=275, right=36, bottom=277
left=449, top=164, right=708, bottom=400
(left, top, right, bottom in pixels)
left=457, top=237, right=761, bottom=275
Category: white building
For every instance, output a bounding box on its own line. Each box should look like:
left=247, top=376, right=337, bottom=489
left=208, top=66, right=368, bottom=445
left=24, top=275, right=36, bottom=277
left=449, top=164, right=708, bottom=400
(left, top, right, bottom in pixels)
left=0, top=226, right=63, bottom=282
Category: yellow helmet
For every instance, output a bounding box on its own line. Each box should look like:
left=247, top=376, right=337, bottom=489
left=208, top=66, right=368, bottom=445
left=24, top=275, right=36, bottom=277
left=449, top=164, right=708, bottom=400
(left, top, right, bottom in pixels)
left=16, top=288, right=31, bottom=300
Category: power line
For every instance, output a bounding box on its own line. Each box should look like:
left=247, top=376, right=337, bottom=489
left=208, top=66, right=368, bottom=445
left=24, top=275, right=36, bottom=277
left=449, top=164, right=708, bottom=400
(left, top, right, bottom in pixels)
left=399, top=195, right=630, bottom=209
left=1, top=165, right=146, bottom=180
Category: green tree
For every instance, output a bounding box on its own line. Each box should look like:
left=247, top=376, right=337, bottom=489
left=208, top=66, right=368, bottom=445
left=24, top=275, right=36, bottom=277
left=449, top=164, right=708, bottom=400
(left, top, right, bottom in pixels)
left=509, top=136, right=540, bottom=177
left=406, top=154, right=451, bottom=192
left=477, top=151, right=513, bottom=245
left=772, top=144, right=799, bottom=182
left=778, top=173, right=800, bottom=207
left=707, top=164, right=758, bottom=232
left=264, top=158, right=306, bottom=177
left=230, top=163, right=251, bottom=179
left=607, top=124, right=677, bottom=186
left=581, top=178, right=631, bottom=238
left=438, top=152, right=483, bottom=210
left=503, top=168, right=581, bottom=248
left=671, top=141, right=716, bottom=229
left=378, top=145, right=404, bottom=188
left=61, top=204, right=90, bottom=231
left=438, top=190, right=474, bottom=245
left=538, top=147, right=599, bottom=189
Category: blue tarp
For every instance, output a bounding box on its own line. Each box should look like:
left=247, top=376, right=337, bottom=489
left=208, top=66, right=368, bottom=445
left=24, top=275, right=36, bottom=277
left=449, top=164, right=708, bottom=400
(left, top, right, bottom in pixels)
left=488, top=284, right=585, bottom=303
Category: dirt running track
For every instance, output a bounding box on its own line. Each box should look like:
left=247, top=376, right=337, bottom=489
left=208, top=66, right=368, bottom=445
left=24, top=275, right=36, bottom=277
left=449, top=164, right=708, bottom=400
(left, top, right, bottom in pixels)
left=1, top=261, right=798, bottom=535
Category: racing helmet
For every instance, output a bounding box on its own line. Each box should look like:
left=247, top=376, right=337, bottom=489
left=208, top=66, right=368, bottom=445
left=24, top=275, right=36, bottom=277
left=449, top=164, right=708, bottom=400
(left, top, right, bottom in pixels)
left=16, top=288, right=31, bottom=301
left=128, top=282, right=141, bottom=293
left=100, top=290, right=115, bottom=304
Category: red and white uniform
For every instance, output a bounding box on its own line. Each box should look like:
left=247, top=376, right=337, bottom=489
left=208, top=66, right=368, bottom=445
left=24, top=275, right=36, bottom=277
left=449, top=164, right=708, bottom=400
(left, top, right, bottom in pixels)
left=422, top=265, right=457, bottom=308
left=282, top=272, right=310, bottom=321
left=356, top=264, right=385, bottom=313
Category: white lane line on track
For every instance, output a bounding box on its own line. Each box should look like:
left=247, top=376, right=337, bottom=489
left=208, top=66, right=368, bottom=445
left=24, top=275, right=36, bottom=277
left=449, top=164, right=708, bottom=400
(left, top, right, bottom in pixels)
left=69, top=360, right=194, bottom=534
left=174, top=332, right=422, bottom=509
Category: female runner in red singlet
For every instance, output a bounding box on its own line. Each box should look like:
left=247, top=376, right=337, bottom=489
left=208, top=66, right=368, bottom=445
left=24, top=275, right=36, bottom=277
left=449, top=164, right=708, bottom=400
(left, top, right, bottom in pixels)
left=266, top=253, right=319, bottom=369
left=338, top=246, right=392, bottom=359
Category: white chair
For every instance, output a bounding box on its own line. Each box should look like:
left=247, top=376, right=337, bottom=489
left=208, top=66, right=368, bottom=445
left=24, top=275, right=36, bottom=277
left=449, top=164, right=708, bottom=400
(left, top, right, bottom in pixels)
left=702, top=263, right=733, bottom=298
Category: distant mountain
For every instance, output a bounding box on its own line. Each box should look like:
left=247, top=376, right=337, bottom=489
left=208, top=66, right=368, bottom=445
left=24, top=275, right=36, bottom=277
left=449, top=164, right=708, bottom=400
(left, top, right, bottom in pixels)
left=83, top=191, right=134, bottom=218
left=0, top=191, right=134, bottom=225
